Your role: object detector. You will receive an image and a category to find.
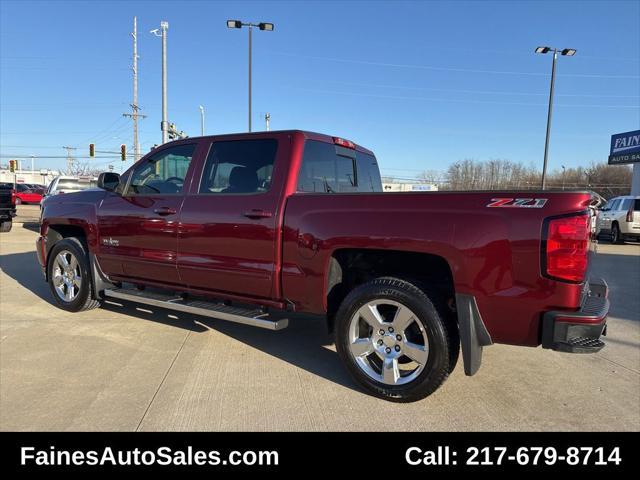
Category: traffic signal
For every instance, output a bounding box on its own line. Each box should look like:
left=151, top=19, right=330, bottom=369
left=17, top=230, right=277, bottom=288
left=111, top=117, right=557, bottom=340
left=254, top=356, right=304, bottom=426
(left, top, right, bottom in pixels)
left=120, top=144, right=126, bottom=161
left=9, top=160, right=16, bottom=173
left=89, top=143, right=95, bottom=157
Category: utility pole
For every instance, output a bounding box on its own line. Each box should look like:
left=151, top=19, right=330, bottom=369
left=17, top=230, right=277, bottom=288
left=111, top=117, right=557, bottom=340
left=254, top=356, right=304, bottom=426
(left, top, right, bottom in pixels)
left=151, top=21, right=169, bottom=143
left=265, top=112, right=270, bottom=131
left=199, top=105, right=205, bottom=136
left=123, top=17, right=146, bottom=161
left=62, top=146, right=77, bottom=174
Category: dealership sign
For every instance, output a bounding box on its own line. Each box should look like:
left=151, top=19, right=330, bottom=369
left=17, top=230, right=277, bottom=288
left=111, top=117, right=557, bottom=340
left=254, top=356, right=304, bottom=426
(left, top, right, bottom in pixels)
left=608, top=129, right=640, bottom=165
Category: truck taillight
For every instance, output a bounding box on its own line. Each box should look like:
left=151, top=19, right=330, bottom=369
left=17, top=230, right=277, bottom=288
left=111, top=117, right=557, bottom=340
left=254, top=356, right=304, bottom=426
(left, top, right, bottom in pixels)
left=543, top=213, right=590, bottom=283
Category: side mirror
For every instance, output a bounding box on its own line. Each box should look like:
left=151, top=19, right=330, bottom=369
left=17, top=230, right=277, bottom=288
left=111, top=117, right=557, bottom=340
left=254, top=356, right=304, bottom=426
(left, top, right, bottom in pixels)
left=97, top=172, right=121, bottom=192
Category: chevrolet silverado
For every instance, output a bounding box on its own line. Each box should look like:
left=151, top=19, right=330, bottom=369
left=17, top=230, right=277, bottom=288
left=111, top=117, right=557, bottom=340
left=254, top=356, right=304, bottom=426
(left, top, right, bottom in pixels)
left=37, top=130, right=609, bottom=401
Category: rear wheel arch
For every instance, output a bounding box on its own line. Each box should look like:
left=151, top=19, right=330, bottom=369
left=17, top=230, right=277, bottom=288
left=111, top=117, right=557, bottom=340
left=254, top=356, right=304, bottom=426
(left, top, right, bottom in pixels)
left=325, top=249, right=456, bottom=331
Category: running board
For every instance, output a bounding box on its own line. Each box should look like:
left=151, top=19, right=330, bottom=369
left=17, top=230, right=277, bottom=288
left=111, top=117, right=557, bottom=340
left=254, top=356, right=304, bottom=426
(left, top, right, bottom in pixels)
left=103, top=286, right=288, bottom=331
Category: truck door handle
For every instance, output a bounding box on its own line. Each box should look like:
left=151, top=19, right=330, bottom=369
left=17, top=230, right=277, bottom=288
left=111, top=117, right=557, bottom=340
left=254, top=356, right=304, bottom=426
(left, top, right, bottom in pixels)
left=153, top=207, right=177, bottom=216
left=243, top=209, right=272, bottom=219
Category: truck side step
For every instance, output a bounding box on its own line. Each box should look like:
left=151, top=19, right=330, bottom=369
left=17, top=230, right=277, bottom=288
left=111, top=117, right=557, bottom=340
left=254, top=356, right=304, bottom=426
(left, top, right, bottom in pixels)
left=103, top=286, right=288, bottom=331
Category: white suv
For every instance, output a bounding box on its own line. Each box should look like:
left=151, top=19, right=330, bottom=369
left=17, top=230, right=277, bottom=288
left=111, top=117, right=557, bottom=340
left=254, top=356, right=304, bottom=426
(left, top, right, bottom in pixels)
left=596, top=195, right=640, bottom=243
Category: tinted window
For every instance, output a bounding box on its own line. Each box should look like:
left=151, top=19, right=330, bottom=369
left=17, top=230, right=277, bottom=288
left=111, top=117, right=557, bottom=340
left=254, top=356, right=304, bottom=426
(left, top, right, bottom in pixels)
left=609, top=199, right=621, bottom=211
left=620, top=199, right=633, bottom=211
left=298, top=140, right=359, bottom=193
left=199, top=139, right=277, bottom=194
left=127, top=144, right=195, bottom=195
left=635, top=199, right=640, bottom=211
left=356, top=151, right=383, bottom=192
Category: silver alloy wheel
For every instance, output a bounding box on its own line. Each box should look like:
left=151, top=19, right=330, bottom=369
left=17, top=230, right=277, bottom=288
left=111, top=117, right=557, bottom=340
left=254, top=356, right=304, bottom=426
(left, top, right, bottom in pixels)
left=52, top=250, right=82, bottom=302
left=347, top=300, right=429, bottom=386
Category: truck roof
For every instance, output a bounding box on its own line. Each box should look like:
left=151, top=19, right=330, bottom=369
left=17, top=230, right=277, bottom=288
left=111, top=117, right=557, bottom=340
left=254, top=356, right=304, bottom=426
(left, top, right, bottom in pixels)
left=185, top=130, right=375, bottom=156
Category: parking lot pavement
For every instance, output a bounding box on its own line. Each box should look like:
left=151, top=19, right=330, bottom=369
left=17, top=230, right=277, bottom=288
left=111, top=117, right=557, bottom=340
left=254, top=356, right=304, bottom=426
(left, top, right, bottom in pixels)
left=1, top=226, right=639, bottom=432
left=13, top=204, right=41, bottom=225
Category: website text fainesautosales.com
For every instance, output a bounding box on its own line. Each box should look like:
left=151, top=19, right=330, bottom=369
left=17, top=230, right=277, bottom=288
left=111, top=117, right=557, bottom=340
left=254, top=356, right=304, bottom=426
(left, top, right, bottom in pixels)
left=20, top=446, right=279, bottom=467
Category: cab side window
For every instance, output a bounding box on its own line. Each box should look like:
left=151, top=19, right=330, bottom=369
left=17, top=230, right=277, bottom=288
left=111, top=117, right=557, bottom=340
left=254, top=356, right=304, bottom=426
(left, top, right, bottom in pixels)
left=298, top=140, right=357, bottom=193
left=127, top=144, right=195, bottom=195
left=297, top=140, right=382, bottom=193
left=199, top=139, right=278, bottom=194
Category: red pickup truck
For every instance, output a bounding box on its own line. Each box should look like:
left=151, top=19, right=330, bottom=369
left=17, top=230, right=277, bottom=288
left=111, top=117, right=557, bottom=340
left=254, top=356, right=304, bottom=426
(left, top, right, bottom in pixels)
left=37, top=130, right=609, bottom=402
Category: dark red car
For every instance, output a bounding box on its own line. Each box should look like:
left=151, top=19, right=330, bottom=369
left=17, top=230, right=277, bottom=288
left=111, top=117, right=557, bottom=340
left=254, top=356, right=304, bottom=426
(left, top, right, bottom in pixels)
left=14, top=183, right=43, bottom=204
left=36, top=131, right=609, bottom=401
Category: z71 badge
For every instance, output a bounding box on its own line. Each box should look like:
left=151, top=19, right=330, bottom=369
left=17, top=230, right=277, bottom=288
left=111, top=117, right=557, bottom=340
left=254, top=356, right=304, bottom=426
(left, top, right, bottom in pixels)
left=486, top=198, right=548, bottom=208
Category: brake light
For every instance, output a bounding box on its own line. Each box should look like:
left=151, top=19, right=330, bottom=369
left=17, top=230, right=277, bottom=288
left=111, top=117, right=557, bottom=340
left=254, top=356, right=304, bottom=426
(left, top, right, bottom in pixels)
left=333, top=137, right=355, bottom=149
left=626, top=205, right=633, bottom=222
left=544, top=213, right=590, bottom=282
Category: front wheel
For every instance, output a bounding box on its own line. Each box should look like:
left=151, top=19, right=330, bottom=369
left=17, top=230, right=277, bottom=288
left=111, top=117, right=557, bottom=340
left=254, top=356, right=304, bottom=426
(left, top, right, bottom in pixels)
left=47, top=238, right=100, bottom=312
left=0, top=221, right=11, bottom=233
left=335, top=277, right=458, bottom=402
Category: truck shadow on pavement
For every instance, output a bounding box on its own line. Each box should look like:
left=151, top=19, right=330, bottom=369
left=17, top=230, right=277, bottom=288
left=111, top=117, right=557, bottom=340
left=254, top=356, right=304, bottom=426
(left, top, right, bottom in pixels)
left=1, top=251, right=356, bottom=390
left=101, top=300, right=355, bottom=390
left=0, top=251, right=53, bottom=304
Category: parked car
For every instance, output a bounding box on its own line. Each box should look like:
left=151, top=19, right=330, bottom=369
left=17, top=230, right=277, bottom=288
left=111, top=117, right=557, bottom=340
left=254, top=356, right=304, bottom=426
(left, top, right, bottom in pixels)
left=41, top=176, right=98, bottom=204
left=0, top=182, right=17, bottom=232
left=13, top=183, right=43, bottom=205
left=37, top=131, right=609, bottom=402
left=596, top=195, right=640, bottom=243
left=25, top=184, right=47, bottom=195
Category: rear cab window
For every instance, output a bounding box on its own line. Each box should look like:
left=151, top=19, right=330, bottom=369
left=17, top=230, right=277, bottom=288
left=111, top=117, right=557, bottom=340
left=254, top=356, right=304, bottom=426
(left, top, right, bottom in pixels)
left=297, top=139, right=382, bottom=193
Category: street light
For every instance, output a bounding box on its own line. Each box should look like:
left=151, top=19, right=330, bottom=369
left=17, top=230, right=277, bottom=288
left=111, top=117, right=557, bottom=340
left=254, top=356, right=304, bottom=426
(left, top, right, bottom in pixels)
left=226, top=19, right=275, bottom=132
left=561, top=165, right=566, bottom=190
left=535, top=46, right=576, bottom=190
left=199, top=105, right=205, bottom=136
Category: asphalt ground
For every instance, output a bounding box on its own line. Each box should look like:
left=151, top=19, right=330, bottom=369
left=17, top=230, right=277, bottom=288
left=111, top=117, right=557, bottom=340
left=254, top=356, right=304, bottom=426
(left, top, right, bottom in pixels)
left=1, top=210, right=638, bottom=431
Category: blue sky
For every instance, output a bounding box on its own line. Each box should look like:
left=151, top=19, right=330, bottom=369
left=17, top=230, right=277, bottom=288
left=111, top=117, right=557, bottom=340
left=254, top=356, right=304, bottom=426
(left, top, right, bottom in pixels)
left=1, top=0, right=639, bottom=176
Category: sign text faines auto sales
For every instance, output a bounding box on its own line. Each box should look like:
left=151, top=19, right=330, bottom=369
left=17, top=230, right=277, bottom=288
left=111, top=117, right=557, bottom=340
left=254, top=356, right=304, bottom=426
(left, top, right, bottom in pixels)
left=608, top=129, right=640, bottom=165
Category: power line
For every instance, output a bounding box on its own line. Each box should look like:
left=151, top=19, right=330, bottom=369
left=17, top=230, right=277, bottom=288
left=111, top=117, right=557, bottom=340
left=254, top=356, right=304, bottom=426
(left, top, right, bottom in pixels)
left=269, top=51, right=640, bottom=79
left=297, top=87, right=640, bottom=109
left=325, top=80, right=640, bottom=99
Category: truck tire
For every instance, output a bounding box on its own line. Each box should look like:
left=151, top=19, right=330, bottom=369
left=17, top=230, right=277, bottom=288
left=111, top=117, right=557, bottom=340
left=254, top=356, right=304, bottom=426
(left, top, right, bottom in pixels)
left=0, top=221, right=11, bottom=233
left=47, top=238, right=100, bottom=312
left=335, top=277, right=458, bottom=402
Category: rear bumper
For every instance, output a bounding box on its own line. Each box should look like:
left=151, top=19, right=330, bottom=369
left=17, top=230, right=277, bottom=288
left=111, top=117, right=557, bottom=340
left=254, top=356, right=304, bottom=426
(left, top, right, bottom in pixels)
left=541, top=278, right=609, bottom=353
left=0, top=207, right=16, bottom=220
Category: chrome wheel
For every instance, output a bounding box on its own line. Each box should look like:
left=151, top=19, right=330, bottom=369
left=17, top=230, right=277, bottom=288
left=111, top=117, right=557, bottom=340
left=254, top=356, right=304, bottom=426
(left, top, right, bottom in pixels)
left=347, top=300, right=429, bottom=386
left=52, top=250, right=82, bottom=302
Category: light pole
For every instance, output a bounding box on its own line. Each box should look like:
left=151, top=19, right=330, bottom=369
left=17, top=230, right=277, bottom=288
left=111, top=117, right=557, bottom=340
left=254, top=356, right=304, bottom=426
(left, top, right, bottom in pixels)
left=227, top=20, right=274, bottom=132
left=535, top=46, right=576, bottom=190
left=199, top=105, right=205, bottom=136
left=561, top=165, right=566, bottom=190
left=265, top=112, right=270, bottom=131
left=151, top=21, right=169, bottom=144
